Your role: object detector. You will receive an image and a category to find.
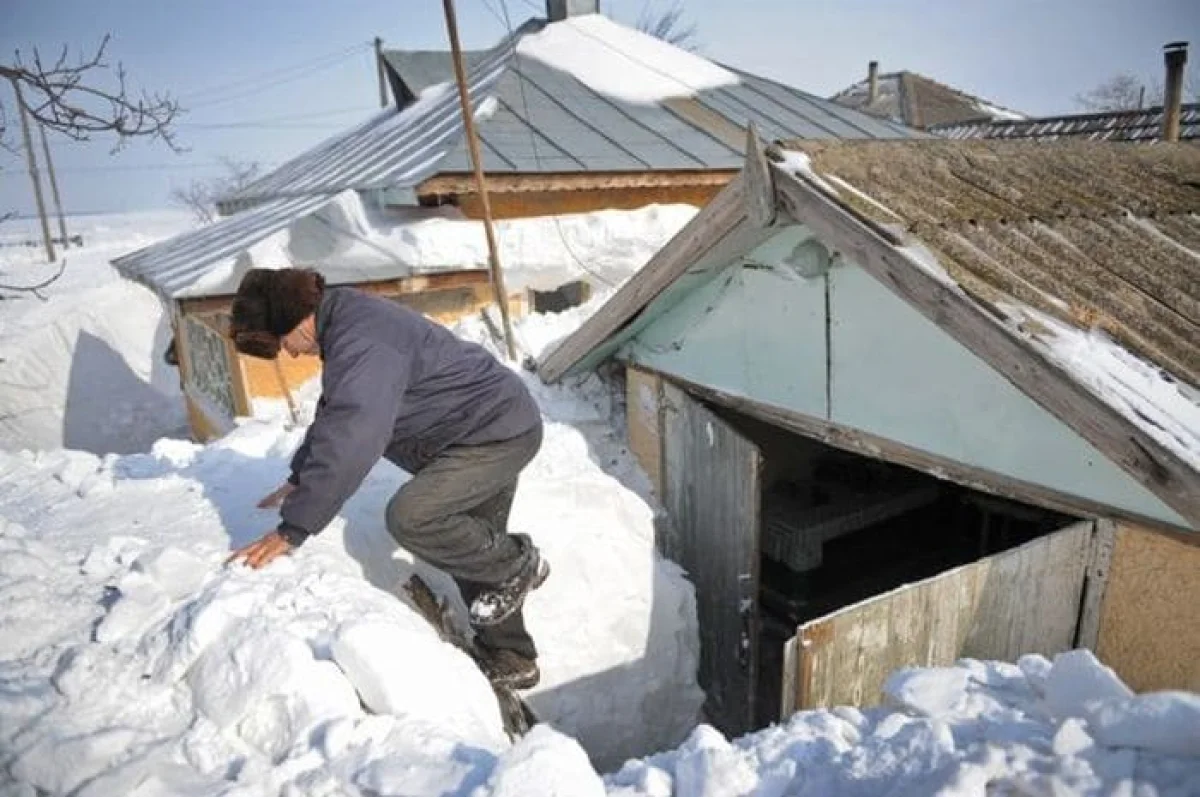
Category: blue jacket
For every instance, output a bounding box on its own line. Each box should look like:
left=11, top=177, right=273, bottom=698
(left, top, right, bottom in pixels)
left=279, top=287, right=541, bottom=538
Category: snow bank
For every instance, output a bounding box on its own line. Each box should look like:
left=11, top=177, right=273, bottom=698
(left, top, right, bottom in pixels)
left=0, top=212, right=193, bottom=454
left=0, top=302, right=704, bottom=792
left=518, top=13, right=737, bottom=103
left=184, top=193, right=697, bottom=297
left=610, top=652, right=1200, bottom=796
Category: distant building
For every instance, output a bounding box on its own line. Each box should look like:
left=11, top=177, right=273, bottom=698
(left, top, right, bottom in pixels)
left=830, top=62, right=1025, bottom=129
left=932, top=103, right=1200, bottom=142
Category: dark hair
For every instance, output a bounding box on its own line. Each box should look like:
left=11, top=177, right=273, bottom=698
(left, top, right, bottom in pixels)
left=229, top=268, right=325, bottom=359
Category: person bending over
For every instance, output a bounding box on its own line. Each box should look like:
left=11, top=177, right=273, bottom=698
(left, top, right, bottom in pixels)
left=226, top=268, right=548, bottom=688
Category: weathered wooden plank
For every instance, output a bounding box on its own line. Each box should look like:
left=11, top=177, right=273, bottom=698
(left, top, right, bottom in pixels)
left=1076, top=519, right=1116, bottom=650
left=743, top=124, right=776, bottom=228
left=1096, top=523, right=1200, bottom=692
left=772, top=163, right=1200, bottom=529
left=625, top=366, right=664, bottom=497
left=791, top=521, right=1092, bottom=711
left=538, top=172, right=750, bottom=383
left=662, top=381, right=762, bottom=736
left=417, top=168, right=738, bottom=196
left=637, top=365, right=1187, bottom=534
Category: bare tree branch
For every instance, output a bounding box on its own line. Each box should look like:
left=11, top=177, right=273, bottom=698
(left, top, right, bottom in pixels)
left=0, top=35, right=183, bottom=153
left=0, top=256, right=66, bottom=296
left=169, top=157, right=262, bottom=224
left=636, top=2, right=699, bottom=52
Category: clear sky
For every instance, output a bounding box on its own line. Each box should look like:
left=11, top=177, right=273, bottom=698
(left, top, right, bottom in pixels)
left=2, top=0, right=1196, bottom=215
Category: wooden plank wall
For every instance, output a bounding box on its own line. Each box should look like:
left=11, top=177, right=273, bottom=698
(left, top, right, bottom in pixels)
left=1096, top=523, right=1200, bottom=693
left=625, top=366, right=664, bottom=496
left=662, top=380, right=763, bottom=736
left=794, top=520, right=1094, bottom=710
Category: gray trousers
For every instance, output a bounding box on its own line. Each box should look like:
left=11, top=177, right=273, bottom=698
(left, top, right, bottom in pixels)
left=386, top=423, right=543, bottom=658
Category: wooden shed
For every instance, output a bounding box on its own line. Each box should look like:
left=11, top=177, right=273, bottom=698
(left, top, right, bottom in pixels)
left=539, top=133, right=1200, bottom=737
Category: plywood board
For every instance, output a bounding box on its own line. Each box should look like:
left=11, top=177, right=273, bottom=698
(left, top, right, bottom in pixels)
left=1097, top=523, right=1200, bottom=693
left=828, top=262, right=1187, bottom=529
left=794, top=520, right=1093, bottom=711
left=625, top=366, right=664, bottom=497
left=662, top=381, right=762, bottom=736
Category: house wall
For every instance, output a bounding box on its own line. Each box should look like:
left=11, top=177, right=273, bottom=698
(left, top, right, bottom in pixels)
left=174, top=271, right=528, bottom=440
left=449, top=183, right=726, bottom=220
left=626, top=366, right=665, bottom=496
left=1096, top=523, right=1200, bottom=692
left=618, top=224, right=1187, bottom=529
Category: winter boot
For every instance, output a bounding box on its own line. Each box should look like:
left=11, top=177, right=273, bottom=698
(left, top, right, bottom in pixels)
left=468, top=541, right=550, bottom=628
left=476, top=644, right=541, bottom=690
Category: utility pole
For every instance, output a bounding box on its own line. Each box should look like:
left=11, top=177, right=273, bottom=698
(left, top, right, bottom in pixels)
left=10, top=78, right=55, bottom=262
left=38, top=123, right=69, bottom=250
left=374, top=37, right=389, bottom=108
left=441, top=0, right=517, bottom=360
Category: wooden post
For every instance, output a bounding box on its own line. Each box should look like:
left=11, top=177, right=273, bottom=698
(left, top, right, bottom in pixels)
left=441, top=0, right=517, bottom=360
left=10, top=78, right=55, bottom=262
left=38, top=123, right=69, bottom=250
left=272, top=358, right=300, bottom=425
left=374, top=37, right=389, bottom=108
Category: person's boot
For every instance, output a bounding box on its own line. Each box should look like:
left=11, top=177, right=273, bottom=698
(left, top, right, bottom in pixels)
left=468, top=541, right=550, bottom=628
left=476, top=645, right=540, bottom=690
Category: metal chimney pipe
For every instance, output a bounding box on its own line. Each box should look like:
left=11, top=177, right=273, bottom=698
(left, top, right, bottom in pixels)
left=868, top=61, right=880, bottom=104
left=1161, top=41, right=1188, bottom=142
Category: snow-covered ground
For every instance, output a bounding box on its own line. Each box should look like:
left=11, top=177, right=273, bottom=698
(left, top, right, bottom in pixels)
left=0, top=212, right=194, bottom=454
left=2, top=210, right=1198, bottom=795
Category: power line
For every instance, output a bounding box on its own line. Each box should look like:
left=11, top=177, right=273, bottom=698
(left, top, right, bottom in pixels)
left=182, top=44, right=374, bottom=110
left=177, top=105, right=375, bottom=130
left=179, top=43, right=372, bottom=102
left=41, top=161, right=280, bottom=174
left=489, top=0, right=618, bottom=289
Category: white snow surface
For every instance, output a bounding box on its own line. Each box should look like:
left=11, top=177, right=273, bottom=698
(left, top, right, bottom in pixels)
left=608, top=651, right=1199, bottom=796
left=182, top=191, right=697, bottom=297
left=518, top=13, right=737, bottom=104
left=0, top=300, right=707, bottom=793
left=1002, top=302, right=1200, bottom=472
left=0, top=212, right=193, bottom=454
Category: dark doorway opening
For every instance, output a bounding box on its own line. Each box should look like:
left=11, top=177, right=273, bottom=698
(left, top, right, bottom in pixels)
left=708, top=407, right=1078, bottom=728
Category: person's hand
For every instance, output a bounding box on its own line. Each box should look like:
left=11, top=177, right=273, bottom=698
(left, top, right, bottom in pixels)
left=258, top=482, right=295, bottom=509
left=226, top=530, right=293, bottom=569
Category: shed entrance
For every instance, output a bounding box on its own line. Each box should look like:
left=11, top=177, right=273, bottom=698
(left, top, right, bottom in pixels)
left=655, top=379, right=1094, bottom=737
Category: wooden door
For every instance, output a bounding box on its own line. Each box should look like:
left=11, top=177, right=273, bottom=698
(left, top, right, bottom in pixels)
left=661, top=381, right=762, bottom=736
left=783, top=519, right=1096, bottom=714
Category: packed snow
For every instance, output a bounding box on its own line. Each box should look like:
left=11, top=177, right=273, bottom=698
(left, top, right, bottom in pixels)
left=0, top=212, right=193, bottom=454
left=1000, top=302, right=1200, bottom=472
left=186, top=190, right=697, bottom=297
left=0, top=305, right=706, bottom=791
left=517, top=13, right=737, bottom=103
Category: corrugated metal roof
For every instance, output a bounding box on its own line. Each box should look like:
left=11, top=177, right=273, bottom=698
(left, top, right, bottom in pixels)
left=783, top=139, right=1200, bottom=388
left=931, top=105, right=1200, bottom=142
left=112, top=194, right=336, bottom=298
left=227, top=15, right=917, bottom=208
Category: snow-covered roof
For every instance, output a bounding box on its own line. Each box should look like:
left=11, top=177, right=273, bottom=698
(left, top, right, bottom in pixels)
left=231, top=13, right=916, bottom=210
left=113, top=190, right=695, bottom=299
left=932, top=103, right=1200, bottom=142
left=115, top=12, right=918, bottom=300
left=540, top=137, right=1200, bottom=529
left=831, top=70, right=1026, bottom=128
